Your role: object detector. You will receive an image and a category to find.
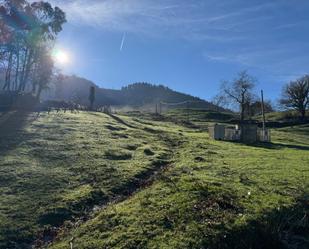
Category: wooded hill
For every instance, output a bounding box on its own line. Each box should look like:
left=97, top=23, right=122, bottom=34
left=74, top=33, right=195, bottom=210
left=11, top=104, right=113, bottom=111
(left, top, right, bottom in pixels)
left=41, top=75, right=223, bottom=111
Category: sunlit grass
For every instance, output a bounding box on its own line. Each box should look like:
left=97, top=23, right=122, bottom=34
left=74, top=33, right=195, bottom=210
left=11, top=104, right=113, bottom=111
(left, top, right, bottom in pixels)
left=0, top=110, right=308, bottom=248
left=0, top=111, right=176, bottom=248
left=49, top=111, right=309, bottom=249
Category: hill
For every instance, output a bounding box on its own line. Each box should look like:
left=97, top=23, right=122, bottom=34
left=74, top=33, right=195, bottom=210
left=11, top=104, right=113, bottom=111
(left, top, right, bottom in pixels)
left=0, top=110, right=308, bottom=248
left=44, top=75, right=223, bottom=111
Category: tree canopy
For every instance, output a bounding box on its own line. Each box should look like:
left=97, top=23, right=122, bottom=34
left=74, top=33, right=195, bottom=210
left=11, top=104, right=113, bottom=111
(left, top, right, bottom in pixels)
left=220, top=71, right=256, bottom=122
left=280, top=75, right=309, bottom=120
left=0, top=0, right=66, bottom=98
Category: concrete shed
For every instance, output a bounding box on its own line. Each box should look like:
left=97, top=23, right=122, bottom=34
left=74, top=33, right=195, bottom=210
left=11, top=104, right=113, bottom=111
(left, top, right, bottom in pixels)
left=209, top=124, right=225, bottom=140
left=225, top=127, right=241, bottom=141
left=209, top=123, right=271, bottom=143
left=241, top=124, right=258, bottom=143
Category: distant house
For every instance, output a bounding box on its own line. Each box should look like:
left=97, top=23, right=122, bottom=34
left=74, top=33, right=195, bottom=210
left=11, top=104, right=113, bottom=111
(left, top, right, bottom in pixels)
left=209, top=123, right=271, bottom=143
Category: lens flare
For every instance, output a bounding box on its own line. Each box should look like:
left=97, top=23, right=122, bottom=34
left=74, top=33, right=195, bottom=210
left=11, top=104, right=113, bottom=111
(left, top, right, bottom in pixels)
left=52, top=49, right=70, bottom=65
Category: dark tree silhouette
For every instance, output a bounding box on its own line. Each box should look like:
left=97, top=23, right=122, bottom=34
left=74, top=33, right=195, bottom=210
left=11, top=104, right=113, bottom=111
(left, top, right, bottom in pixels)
left=280, top=75, right=309, bottom=120
left=89, top=86, right=95, bottom=110
left=32, top=47, right=54, bottom=99
left=249, top=100, right=274, bottom=117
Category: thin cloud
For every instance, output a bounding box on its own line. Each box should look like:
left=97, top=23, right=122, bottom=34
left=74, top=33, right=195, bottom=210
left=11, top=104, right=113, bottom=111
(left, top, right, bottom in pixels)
left=274, top=20, right=309, bottom=30
left=204, top=44, right=309, bottom=80
left=46, top=0, right=275, bottom=41
left=206, top=2, right=275, bottom=23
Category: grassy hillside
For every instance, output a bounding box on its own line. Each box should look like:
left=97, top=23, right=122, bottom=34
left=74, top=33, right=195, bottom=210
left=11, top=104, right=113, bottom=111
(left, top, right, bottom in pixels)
left=0, top=110, right=308, bottom=248
left=254, top=110, right=309, bottom=122
left=0, top=111, right=178, bottom=248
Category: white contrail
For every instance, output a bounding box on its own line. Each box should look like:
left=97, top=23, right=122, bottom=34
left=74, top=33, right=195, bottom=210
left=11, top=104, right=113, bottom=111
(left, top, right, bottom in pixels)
left=120, top=32, right=126, bottom=51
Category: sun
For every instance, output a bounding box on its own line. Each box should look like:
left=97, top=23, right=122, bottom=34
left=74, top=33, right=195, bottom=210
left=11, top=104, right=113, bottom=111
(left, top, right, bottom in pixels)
left=53, top=49, right=70, bottom=65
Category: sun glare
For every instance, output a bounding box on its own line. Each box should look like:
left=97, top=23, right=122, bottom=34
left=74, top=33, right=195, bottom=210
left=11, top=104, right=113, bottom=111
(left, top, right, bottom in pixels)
left=53, top=49, right=70, bottom=65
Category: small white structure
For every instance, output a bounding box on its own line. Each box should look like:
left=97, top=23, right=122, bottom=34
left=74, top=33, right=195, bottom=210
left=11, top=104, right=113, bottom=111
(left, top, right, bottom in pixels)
left=209, top=123, right=271, bottom=143
left=208, top=124, right=225, bottom=140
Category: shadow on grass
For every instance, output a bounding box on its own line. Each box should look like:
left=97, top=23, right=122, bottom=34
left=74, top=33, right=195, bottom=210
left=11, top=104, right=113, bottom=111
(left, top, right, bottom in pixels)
left=0, top=111, right=38, bottom=155
left=105, top=113, right=137, bottom=129
left=248, top=142, right=309, bottom=151
left=265, top=120, right=309, bottom=129
left=207, top=194, right=309, bottom=249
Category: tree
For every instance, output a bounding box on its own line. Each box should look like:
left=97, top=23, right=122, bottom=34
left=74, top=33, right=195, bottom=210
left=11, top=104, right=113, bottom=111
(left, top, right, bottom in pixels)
left=280, top=75, right=309, bottom=120
left=89, top=86, right=95, bottom=110
left=221, top=71, right=256, bottom=123
left=53, top=72, right=66, bottom=98
left=249, top=100, right=274, bottom=117
left=211, top=94, right=228, bottom=111
left=32, top=47, right=54, bottom=99
left=0, top=0, right=66, bottom=96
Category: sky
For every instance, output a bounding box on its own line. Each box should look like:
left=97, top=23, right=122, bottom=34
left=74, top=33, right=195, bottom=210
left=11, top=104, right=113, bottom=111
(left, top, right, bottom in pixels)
left=47, top=0, right=309, bottom=102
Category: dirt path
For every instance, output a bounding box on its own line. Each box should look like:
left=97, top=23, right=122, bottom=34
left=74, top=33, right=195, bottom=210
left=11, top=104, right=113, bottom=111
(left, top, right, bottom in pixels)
left=33, top=115, right=184, bottom=248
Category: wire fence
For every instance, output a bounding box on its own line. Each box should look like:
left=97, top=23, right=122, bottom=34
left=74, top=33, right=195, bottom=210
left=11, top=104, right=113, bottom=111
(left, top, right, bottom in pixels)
left=158, top=100, right=214, bottom=114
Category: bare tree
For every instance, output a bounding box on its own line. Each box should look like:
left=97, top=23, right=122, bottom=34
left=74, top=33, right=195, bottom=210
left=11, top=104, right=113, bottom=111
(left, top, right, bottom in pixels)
left=221, top=71, right=256, bottom=123
left=211, top=94, right=228, bottom=111
left=280, top=75, right=309, bottom=120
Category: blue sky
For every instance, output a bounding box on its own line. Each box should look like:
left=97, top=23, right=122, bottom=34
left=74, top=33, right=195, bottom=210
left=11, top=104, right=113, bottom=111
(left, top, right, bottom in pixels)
left=49, top=0, right=309, bottom=102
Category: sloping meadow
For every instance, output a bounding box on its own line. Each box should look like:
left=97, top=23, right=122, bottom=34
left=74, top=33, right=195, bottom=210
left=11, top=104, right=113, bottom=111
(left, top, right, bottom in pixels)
left=49, top=113, right=309, bottom=249
left=0, top=111, right=179, bottom=248
left=0, top=111, right=308, bottom=248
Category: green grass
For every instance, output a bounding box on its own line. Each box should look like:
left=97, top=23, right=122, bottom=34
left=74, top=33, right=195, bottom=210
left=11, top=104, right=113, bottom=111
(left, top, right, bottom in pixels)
left=49, top=111, right=308, bottom=249
left=0, top=110, right=308, bottom=248
left=255, top=110, right=309, bottom=122
left=165, top=108, right=235, bottom=121
left=0, top=111, right=177, bottom=248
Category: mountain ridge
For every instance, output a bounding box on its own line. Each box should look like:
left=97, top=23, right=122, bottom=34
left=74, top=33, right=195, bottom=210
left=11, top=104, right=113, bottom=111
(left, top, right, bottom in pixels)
left=43, top=75, right=224, bottom=111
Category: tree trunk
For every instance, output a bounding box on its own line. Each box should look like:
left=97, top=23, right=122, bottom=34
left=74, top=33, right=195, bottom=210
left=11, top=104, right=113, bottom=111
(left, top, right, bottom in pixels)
left=240, top=103, right=245, bottom=123
left=240, top=93, right=246, bottom=141
left=14, top=48, right=20, bottom=91
left=19, top=48, right=28, bottom=91
left=300, top=108, right=306, bottom=120
left=36, top=84, right=43, bottom=100
left=19, top=49, right=33, bottom=92
left=240, top=91, right=246, bottom=123
left=3, top=51, right=13, bottom=90
left=32, top=82, right=36, bottom=94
